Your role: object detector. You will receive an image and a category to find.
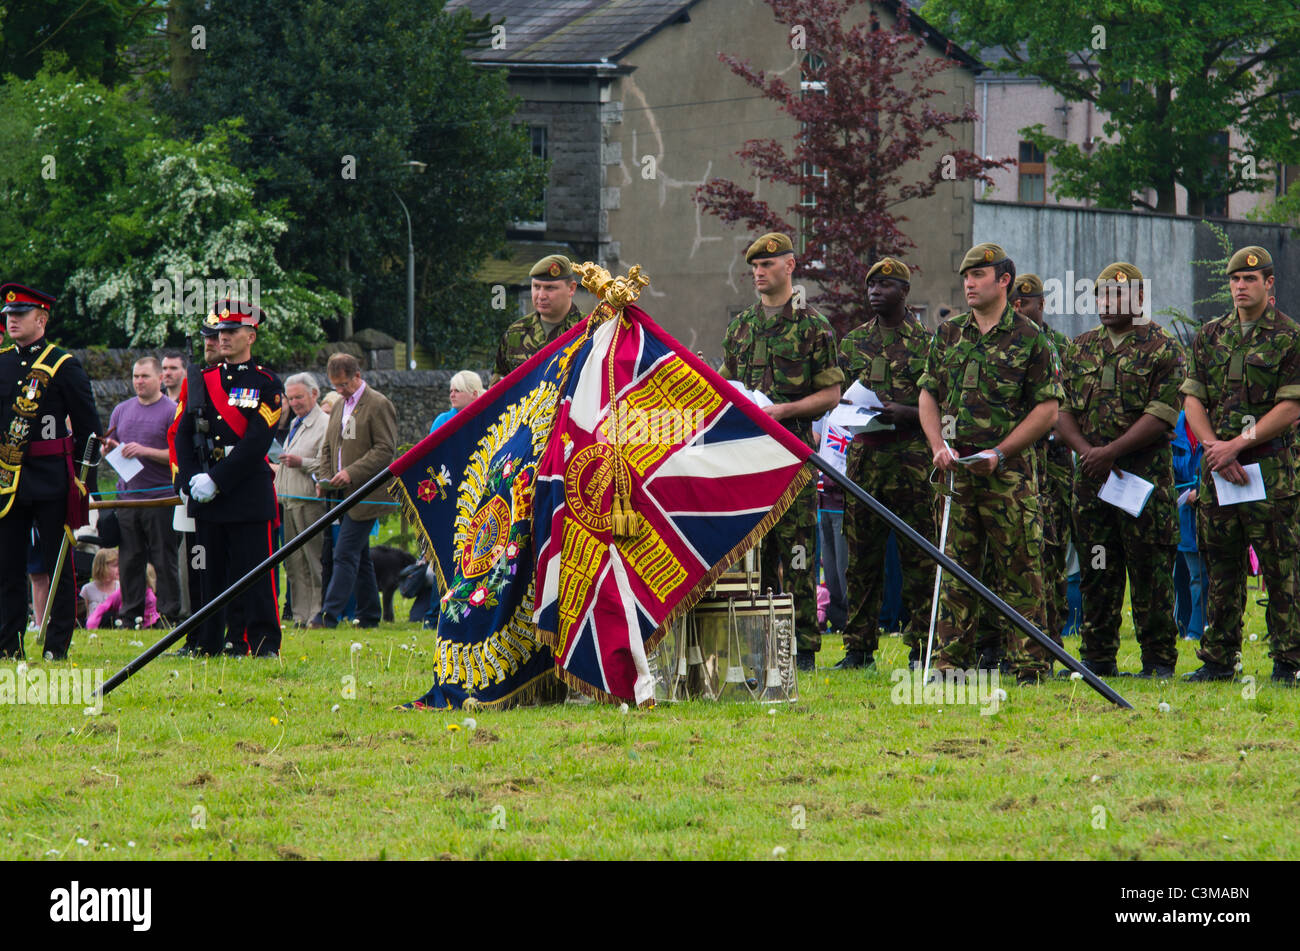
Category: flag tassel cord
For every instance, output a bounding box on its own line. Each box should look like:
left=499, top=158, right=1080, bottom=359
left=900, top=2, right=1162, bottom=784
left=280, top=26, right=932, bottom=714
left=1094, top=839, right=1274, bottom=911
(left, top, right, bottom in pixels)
left=810, top=454, right=1132, bottom=709
left=96, top=467, right=398, bottom=700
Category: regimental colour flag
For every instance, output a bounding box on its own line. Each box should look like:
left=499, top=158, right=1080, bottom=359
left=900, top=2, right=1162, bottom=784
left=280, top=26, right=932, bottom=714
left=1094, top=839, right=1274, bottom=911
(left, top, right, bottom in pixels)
left=532, top=303, right=813, bottom=704
left=388, top=322, right=590, bottom=709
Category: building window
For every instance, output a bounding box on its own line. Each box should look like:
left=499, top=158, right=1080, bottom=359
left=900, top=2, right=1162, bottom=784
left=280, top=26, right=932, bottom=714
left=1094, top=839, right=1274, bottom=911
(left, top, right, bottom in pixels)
left=514, top=125, right=548, bottom=230
left=1018, top=141, right=1046, bottom=204
left=799, top=54, right=828, bottom=266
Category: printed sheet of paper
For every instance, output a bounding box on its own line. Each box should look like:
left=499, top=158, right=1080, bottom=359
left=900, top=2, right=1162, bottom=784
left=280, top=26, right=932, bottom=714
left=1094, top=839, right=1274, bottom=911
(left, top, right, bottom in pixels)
left=1212, top=463, right=1266, bottom=506
left=726, top=380, right=773, bottom=408
left=1098, top=469, right=1155, bottom=517
left=827, top=402, right=894, bottom=433
left=842, top=381, right=884, bottom=410
left=104, top=444, right=144, bottom=483
left=267, top=439, right=284, bottom=464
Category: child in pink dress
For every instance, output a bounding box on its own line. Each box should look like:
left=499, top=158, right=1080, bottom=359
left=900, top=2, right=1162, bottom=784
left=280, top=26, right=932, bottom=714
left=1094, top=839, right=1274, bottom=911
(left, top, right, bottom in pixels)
left=89, top=564, right=159, bottom=629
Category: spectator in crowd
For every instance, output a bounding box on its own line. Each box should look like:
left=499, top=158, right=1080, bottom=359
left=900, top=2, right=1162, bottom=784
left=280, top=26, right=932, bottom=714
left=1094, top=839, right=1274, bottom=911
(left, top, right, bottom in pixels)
left=102, top=356, right=180, bottom=627
left=160, top=350, right=187, bottom=402
left=89, top=564, right=157, bottom=630
left=811, top=413, right=849, bottom=638
left=276, top=372, right=330, bottom=626
left=314, top=389, right=345, bottom=607
left=80, top=548, right=119, bottom=622
left=430, top=370, right=483, bottom=432
left=1172, top=409, right=1205, bottom=640
left=27, top=527, right=50, bottom=629
left=314, top=353, right=397, bottom=629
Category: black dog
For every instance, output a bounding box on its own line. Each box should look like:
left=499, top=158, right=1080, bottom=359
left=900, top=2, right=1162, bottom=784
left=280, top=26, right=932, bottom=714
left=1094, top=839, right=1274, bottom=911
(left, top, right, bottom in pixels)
left=370, top=544, right=416, bottom=623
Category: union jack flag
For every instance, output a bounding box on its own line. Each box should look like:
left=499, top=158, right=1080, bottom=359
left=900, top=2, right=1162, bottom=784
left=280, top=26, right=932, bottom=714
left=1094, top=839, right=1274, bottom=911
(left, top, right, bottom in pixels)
left=532, top=304, right=812, bottom=704
left=824, top=429, right=852, bottom=455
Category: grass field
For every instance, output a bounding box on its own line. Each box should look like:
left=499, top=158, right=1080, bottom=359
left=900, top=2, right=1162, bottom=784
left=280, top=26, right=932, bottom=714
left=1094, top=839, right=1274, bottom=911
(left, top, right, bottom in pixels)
left=1, top=586, right=1297, bottom=861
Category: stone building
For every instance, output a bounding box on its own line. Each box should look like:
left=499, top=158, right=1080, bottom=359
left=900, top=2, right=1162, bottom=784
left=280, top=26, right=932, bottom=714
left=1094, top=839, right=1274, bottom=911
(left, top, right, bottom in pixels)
left=451, top=0, right=987, bottom=352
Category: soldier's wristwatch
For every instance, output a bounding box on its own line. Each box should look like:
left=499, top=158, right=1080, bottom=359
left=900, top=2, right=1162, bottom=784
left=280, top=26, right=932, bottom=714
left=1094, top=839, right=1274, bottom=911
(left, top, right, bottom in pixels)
left=992, top=447, right=1006, bottom=469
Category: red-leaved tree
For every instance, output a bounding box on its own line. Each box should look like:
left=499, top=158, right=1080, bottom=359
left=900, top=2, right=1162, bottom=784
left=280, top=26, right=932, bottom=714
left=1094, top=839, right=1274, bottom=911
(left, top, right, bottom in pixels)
left=696, top=0, right=1010, bottom=334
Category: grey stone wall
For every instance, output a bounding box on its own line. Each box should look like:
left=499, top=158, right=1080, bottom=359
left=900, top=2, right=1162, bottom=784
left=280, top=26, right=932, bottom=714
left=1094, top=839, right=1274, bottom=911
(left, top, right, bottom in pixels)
left=78, top=353, right=487, bottom=451
left=975, top=201, right=1299, bottom=342
left=289, top=369, right=489, bottom=448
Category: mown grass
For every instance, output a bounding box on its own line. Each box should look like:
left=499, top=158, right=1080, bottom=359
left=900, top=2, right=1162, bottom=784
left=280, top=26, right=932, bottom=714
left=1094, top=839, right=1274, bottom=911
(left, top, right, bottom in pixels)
left=1, top=588, right=1296, bottom=861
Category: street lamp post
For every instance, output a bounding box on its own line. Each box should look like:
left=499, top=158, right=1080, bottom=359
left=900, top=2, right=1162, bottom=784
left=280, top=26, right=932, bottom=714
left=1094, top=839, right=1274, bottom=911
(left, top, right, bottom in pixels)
left=393, top=160, right=426, bottom=370
left=390, top=191, right=415, bottom=370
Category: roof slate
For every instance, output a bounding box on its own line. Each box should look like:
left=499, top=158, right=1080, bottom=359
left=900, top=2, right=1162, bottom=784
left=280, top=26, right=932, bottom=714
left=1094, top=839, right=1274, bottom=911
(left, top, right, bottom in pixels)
left=447, top=0, right=696, bottom=65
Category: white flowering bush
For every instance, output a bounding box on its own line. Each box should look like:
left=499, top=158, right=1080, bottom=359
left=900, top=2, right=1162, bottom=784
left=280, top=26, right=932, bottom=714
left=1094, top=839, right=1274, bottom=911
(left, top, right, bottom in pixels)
left=0, top=69, right=343, bottom=362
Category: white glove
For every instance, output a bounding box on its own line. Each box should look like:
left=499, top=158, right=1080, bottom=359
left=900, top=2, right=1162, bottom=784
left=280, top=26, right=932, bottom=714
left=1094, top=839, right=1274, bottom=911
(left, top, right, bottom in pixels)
left=189, top=473, right=218, bottom=503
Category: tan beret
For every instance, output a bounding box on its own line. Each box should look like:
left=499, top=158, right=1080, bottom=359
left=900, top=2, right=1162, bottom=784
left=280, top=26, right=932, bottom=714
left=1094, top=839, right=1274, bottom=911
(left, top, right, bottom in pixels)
left=1095, top=262, right=1143, bottom=288
left=866, top=257, right=911, bottom=284
left=958, top=242, right=1008, bottom=274
left=1227, top=246, right=1272, bottom=274
left=1014, top=273, right=1044, bottom=298
left=745, top=232, right=795, bottom=264
left=529, top=254, right=575, bottom=280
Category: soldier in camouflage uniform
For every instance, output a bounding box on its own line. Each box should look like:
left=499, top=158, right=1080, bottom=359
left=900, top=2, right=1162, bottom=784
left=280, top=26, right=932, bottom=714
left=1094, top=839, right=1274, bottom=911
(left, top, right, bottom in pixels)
left=918, top=243, right=1064, bottom=684
left=1010, top=274, right=1072, bottom=648
left=1053, top=263, right=1183, bottom=677
left=720, top=232, right=844, bottom=670
left=835, top=257, right=935, bottom=671
left=491, top=254, right=585, bottom=386
left=1181, top=246, right=1300, bottom=685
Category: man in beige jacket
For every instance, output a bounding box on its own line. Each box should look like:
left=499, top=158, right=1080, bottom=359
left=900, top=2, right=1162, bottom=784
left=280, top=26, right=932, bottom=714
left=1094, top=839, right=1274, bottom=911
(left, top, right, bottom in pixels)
left=275, top=372, right=329, bottom=625
left=315, top=353, right=397, bottom=628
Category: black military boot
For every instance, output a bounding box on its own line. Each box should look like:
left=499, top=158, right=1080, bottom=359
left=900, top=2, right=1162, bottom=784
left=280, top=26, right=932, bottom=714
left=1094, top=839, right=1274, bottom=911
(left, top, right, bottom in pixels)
left=1183, top=660, right=1236, bottom=683
left=832, top=649, right=867, bottom=670
left=975, top=645, right=1003, bottom=672
left=796, top=651, right=816, bottom=672
left=1132, top=663, right=1176, bottom=679
left=908, top=642, right=923, bottom=671
left=1270, top=662, right=1300, bottom=687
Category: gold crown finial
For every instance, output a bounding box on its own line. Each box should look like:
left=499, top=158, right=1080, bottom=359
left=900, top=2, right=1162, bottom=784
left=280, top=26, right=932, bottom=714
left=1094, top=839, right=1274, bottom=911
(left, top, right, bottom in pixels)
left=571, top=262, right=651, bottom=309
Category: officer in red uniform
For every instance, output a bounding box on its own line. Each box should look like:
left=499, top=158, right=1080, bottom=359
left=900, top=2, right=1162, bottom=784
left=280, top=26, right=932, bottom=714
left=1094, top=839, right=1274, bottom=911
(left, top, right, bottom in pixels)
left=0, top=283, right=101, bottom=660
left=169, top=300, right=284, bottom=657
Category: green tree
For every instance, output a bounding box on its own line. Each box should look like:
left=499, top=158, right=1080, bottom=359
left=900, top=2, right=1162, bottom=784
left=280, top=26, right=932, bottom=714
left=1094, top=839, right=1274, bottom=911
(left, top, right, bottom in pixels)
left=164, top=0, right=546, bottom=368
left=924, top=0, right=1300, bottom=213
left=0, top=0, right=166, bottom=86
left=0, top=67, right=343, bottom=363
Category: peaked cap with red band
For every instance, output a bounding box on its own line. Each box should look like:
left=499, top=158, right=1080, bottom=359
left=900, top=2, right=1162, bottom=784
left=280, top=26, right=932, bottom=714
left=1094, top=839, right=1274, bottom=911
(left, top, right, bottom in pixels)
left=1, top=283, right=56, bottom=314
left=210, top=299, right=267, bottom=330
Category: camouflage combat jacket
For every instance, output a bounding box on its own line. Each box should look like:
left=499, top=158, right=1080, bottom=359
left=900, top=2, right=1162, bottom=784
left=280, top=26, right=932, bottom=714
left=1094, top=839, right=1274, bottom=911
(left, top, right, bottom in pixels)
left=918, top=304, right=1065, bottom=465
left=1064, top=322, right=1184, bottom=490
left=491, top=304, right=584, bottom=385
left=720, top=297, right=844, bottom=448
left=837, top=315, right=930, bottom=449
left=1180, top=306, right=1300, bottom=496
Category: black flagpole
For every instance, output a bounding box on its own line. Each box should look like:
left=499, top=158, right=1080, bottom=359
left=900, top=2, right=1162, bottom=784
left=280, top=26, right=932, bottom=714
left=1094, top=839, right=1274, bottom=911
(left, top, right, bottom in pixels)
left=810, top=453, right=1133, bottom=709
left=96, top=467, right=397, bottom=700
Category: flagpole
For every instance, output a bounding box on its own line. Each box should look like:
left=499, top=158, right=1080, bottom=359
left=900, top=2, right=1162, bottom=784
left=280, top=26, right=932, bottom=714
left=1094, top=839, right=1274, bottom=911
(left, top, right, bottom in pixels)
left=95, top=467, right=397, bottom=700
left=809, top=454, right=1132, bottom=709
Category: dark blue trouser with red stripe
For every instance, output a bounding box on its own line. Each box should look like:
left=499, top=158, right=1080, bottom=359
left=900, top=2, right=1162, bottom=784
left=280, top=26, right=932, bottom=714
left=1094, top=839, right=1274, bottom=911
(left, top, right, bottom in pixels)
left=0, top=496, right=77, bottom=658
left=194, top=518, right=280, bottom=655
